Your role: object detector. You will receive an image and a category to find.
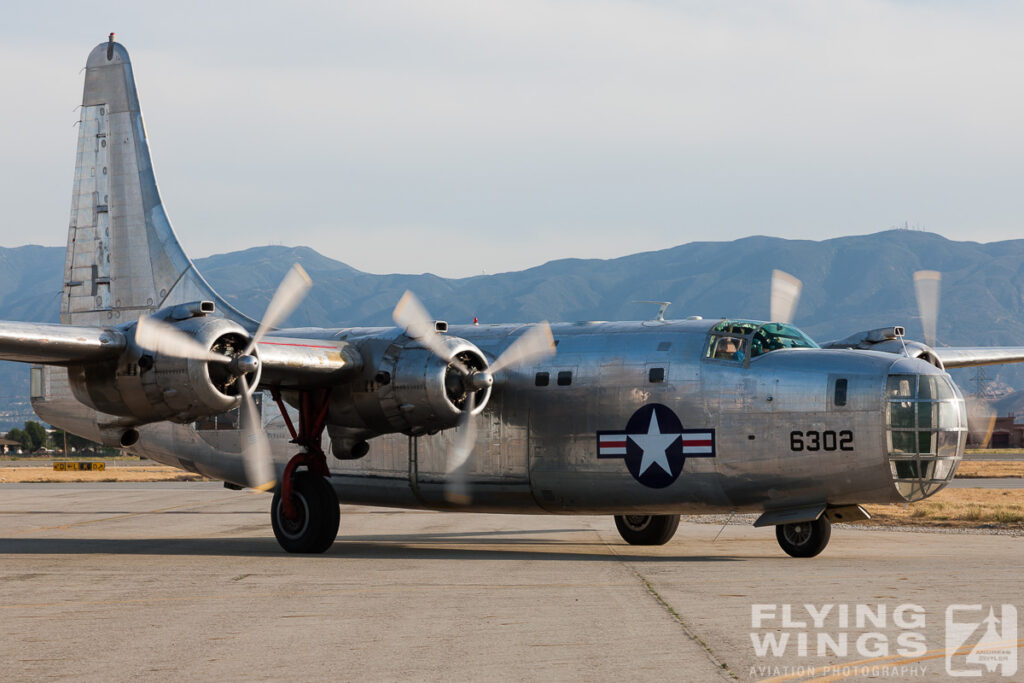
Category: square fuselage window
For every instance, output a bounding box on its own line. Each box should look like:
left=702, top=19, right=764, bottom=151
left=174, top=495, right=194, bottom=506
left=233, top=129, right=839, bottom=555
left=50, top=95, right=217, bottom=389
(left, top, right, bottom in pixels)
left=557, top=371, right=572, bottom=386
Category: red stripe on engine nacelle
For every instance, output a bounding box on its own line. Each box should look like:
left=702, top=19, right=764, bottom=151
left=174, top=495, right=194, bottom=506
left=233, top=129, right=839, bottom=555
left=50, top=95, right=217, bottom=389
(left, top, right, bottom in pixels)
left=260, top=342, right=338, bottom=350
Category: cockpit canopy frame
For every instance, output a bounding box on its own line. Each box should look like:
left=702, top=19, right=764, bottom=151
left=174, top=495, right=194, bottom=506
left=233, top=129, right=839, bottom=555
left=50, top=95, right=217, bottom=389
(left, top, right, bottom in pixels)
left=704, top=319, right=818, bottom=366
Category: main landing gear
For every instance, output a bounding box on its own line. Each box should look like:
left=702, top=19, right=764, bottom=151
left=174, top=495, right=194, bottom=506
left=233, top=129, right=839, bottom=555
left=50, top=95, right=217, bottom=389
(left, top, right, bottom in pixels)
left=268, top=388, right=340, bottom=554
left=775, top=516, right=831, bottom=558
left=614, top=514, right=680, bottom=545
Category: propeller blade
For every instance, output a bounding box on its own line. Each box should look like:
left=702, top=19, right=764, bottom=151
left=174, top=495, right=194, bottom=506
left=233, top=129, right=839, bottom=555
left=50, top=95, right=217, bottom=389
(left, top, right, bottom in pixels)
left=244, top=264, right=313, bottom=355
left=965, top=396, right=997, bottom=449
left=239, top=375, right=275, bottom=492
left=134, top=315, right=229, bottom=363
left=913, top=270, right=941, bottom=348
left=488, top=322, right=556, bottom=375
left=392, top=290, right=469, bottom=374
left=770, top=270, right=802, bottom=324
left=444, top=392, right=476, bottom=505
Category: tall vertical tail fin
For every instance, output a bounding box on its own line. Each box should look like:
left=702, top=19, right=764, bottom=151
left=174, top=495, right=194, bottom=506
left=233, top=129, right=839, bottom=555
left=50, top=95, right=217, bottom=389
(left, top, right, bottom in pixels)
left=63, top=36, right=250, bottom=328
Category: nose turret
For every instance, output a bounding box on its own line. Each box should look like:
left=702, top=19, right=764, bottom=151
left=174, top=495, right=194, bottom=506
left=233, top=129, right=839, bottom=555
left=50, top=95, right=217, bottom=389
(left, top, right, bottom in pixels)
left=884, top=358, right=967, bottom=502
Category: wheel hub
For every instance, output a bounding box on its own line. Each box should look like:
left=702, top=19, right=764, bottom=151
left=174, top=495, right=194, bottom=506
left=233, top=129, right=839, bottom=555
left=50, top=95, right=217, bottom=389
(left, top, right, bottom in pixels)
left=623, top=515, right=650, bottom=531
left=783, top=523, right=812, bottom=546
left=277, top=494, right=310, bottom=539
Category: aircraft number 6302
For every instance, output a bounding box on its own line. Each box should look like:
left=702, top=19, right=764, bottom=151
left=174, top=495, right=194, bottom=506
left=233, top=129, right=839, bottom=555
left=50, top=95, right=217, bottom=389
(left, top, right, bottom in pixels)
left=789, top=430, right=854, bottom=452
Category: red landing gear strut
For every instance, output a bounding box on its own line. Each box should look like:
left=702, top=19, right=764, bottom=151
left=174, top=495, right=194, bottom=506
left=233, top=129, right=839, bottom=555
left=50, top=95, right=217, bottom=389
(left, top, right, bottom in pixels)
left=270, top=387, right=332, bottom=522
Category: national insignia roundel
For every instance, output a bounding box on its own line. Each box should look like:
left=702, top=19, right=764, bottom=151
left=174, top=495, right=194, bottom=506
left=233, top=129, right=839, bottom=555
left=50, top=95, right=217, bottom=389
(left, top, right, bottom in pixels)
left=596, top=403, right=715, bottom=488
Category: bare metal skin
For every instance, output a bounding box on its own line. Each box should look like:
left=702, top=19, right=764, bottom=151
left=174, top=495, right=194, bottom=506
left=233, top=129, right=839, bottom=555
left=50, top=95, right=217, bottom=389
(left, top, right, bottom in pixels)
left=5, top=38, right=1021, bottom=554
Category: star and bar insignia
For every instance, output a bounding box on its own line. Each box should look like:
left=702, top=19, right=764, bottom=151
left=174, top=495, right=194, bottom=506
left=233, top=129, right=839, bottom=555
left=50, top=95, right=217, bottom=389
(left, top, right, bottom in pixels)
left=597, top=403, right=715, bottom=488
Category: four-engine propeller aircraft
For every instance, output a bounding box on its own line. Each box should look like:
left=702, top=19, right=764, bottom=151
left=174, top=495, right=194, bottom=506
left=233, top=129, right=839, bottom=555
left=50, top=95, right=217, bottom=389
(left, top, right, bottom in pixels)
left=5, top=37, right=1024, bottom=557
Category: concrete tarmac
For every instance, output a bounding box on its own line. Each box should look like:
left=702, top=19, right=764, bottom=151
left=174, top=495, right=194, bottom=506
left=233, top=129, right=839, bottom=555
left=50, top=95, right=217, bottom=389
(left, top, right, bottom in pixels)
left=1, top=483, right=1021, bottom=682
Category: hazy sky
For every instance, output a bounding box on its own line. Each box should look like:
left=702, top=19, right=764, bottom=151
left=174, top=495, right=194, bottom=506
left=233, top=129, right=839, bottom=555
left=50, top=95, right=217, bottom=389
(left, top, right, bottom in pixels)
left=3, top=1, right=1024, bottom=277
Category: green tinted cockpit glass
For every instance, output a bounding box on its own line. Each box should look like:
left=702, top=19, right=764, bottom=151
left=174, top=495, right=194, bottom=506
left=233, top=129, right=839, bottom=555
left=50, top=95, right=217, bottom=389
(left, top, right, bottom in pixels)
left=750, top=322, right=818, bottom=357
left=711, top=320, right=760, bottom=336
left=709, top=320, right=818, bottom=358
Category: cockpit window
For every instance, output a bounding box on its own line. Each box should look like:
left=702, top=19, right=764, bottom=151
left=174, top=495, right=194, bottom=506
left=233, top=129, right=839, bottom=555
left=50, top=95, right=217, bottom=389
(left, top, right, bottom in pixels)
left=711, top=320, right=759, bottom=336
left=707, top=320, right=817, bottom=361
left=707, top=335, right=746, bottom=362
left=749, top=322, right=818, bottom=357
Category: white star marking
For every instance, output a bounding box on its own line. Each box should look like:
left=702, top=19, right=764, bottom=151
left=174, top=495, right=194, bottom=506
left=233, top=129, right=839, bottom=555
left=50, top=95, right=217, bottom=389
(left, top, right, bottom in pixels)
left=628, top=410, right=682, bottom=476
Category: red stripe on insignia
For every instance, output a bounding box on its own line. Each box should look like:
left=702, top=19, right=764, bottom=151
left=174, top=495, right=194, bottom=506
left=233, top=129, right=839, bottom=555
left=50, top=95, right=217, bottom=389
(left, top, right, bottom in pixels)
left=682, top=439, right=712, bottom=447
left=601, top=440, right=627, bottom=448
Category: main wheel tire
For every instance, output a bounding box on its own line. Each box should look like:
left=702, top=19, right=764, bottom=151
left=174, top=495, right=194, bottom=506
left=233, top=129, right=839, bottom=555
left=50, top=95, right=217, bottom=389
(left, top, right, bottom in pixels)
left=775, top=516, right=831, bottom=558
left=271, top=471, right=340, bottom=554
left=614, top=514, right=680, bottom=545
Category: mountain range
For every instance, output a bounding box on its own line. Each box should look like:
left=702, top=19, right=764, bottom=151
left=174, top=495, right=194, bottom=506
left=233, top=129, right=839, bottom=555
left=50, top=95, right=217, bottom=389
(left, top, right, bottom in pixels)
left=2, top=229, right=1022, bottom=428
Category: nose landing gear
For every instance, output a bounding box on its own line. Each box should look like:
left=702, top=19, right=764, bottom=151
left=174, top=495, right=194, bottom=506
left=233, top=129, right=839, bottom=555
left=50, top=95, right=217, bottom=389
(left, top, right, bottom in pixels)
left=776, top=516, right=831, bottom=558
left=269, top=388, right=340, bottom=554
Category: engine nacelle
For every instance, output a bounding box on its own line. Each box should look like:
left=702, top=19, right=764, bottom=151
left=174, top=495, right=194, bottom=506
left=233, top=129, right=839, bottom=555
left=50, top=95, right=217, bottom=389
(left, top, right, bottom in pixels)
left=329, top=335, right=492, bottom=438
left=822, top=326, right=944, bottom=368
left=68, top=315, right=257, bottom=425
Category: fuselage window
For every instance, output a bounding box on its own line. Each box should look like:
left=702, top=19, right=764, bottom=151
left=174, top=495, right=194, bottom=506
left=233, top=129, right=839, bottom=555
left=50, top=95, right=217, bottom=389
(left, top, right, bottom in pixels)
left=535, top=371, right=550, bottom=387
left=834, top=378, right=848, bottom=407
left=648, top=367, right=665, bottom=383
left=557, top=370, right=572, bottom=386
left=30, top=367, right=43, bottom=398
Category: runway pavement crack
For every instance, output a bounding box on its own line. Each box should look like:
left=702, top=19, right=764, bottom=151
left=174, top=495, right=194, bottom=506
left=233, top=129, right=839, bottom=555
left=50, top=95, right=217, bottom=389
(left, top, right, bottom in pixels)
left=600, top=530, right=737, bottom=680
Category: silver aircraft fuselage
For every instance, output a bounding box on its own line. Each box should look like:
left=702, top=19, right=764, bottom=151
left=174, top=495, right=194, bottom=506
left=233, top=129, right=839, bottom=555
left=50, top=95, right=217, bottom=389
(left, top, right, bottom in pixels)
left=20, top=38, right=969, bottom=530
left=33, top=317, right=967, bottom=516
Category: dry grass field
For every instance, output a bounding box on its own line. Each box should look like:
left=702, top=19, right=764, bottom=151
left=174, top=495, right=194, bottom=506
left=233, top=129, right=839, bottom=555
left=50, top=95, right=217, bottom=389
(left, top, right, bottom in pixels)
left=864, top=488, right=1024, bottom=529
left=955, top=460, right=1024, bottom=478
left=0, top=466, right=205, bottom=483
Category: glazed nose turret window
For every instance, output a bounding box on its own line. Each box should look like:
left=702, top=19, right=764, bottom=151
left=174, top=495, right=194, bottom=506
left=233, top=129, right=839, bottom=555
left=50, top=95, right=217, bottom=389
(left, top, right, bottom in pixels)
left=886, top=374, right=967, bottom=501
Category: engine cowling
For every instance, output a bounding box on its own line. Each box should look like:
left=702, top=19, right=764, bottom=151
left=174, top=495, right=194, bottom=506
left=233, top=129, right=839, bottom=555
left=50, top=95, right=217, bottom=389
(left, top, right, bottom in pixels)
left=329, top=335, right=492, bottom=438
left=822, top=325, right=944, bottom=368
left=68, top=315, right=258, bottom=424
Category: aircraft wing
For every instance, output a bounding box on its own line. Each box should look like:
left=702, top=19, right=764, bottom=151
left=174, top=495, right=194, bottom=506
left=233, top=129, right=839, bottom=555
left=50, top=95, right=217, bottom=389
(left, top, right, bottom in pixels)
left=933, top=347, right=1024, bottom=368
left=0, top=320, right=356, bottom=387
left=255, top=335, right=360, bottom=385
left=0, top=321, right=124, bottom=364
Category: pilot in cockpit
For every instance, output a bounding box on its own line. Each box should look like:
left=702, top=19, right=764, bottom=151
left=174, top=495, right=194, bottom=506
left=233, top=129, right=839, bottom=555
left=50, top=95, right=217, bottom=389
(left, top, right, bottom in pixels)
left=714, top=337, right=744, bottom=361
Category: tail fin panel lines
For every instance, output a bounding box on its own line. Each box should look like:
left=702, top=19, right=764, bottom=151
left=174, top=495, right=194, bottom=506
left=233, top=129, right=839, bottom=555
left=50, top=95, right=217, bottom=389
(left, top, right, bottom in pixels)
left=63, top=40, right=252, bottom=329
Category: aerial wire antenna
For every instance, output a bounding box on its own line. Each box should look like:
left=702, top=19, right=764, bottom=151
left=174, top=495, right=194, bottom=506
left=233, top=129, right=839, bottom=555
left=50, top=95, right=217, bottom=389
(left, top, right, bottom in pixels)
left=632, top=301, right=671, bottom=321
left=712, top=510, right=735, bottom=542
left=895, top=328, right=910, bottom=356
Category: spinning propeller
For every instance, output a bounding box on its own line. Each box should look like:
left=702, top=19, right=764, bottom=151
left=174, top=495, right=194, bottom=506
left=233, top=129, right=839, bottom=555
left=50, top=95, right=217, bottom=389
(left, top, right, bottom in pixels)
left=393, top=291, right=556, bottom=503
left=911, top=269, right=994, bottom=446
left=912, top=270, right=941, bottom=349
left=134, top=264, right=313, bottom=491
left=770, top=270, right=802, bottom=325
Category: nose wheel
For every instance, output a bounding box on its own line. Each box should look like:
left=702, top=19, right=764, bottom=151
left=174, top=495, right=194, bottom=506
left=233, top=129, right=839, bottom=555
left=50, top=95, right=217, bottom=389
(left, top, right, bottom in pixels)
left=613, top=514, right=681, bottom=545
left=775, top=516, right=831, bottom=557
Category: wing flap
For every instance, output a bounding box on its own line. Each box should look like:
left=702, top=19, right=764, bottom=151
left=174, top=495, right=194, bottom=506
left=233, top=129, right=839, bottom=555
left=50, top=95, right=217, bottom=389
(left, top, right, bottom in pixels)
left=0, top=322, right=124, bottom=364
